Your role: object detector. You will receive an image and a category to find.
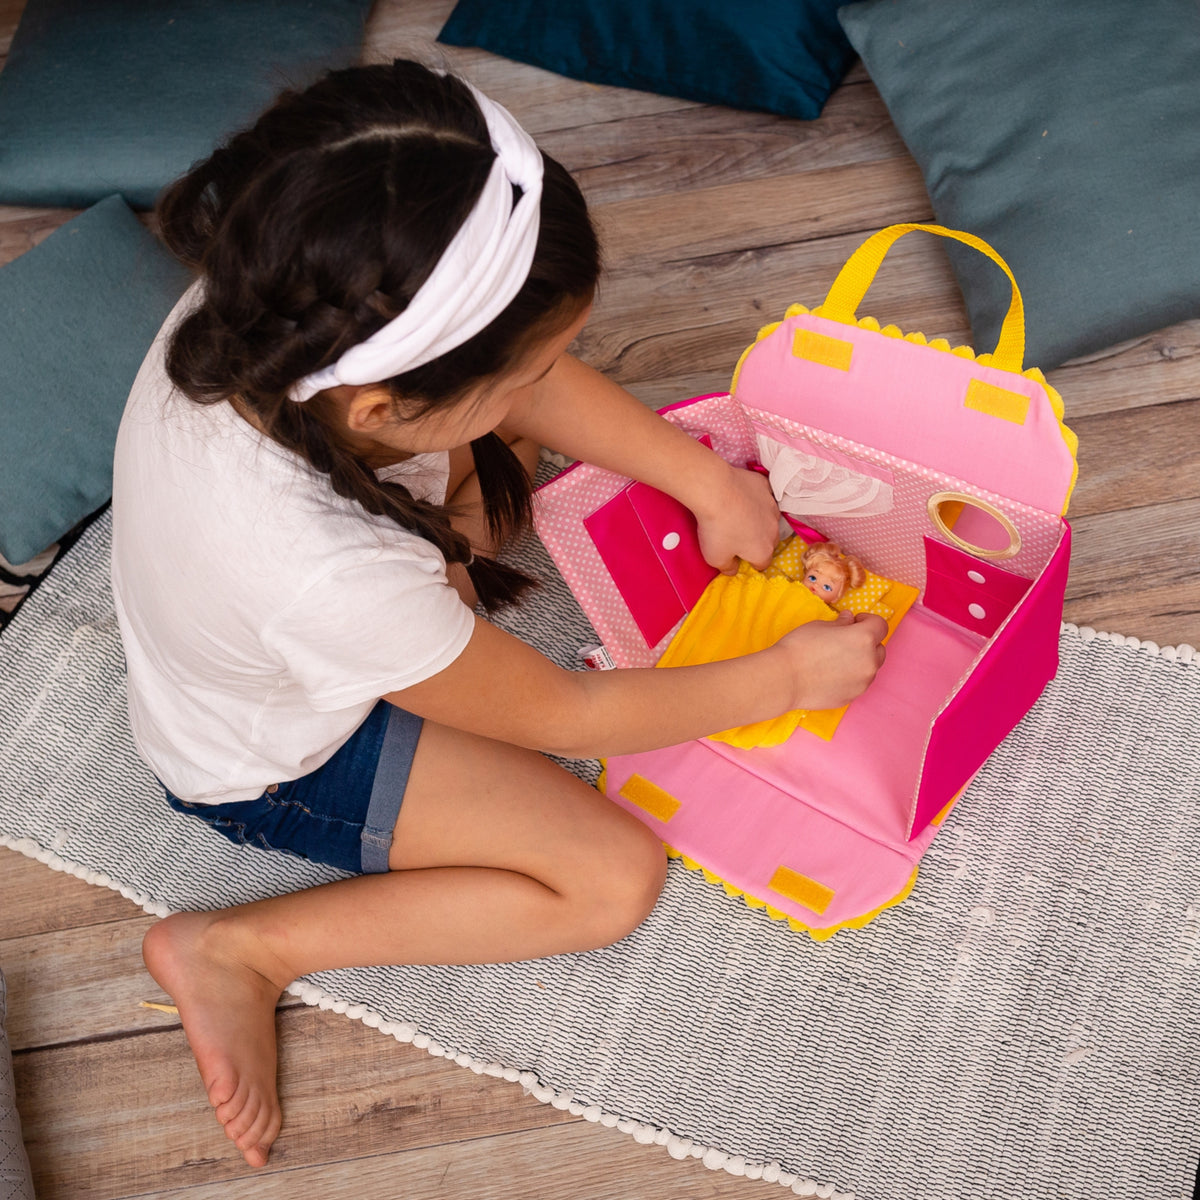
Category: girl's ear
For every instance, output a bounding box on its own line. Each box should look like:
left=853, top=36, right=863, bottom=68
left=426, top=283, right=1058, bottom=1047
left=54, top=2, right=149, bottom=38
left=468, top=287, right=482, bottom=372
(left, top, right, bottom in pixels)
left=343, top=384, right=396, bottom=434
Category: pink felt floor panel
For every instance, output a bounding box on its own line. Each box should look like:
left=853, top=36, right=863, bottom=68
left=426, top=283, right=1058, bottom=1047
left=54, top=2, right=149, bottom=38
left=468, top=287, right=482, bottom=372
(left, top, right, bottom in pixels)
left=710, top=607, right=983, bottom=844
left=604, top=741, right=922, bottom=930
left=602, top=606, right=985, bottom=929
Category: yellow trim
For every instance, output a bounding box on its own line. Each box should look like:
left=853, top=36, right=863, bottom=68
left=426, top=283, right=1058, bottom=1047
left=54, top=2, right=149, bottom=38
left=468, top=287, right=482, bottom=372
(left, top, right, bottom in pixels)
left=792, top=327, right=854, bottom=372
left=1031, top=372, right=1079, bottom=515
left=729, top=319, right=781, bottom=395
left=617, top=773, right=681, bottom=823
left=963, top=378, right=1030, bottom=426
left=768, top=865, right=835, bottom=915
left=664, top=846, right=920, bottom=941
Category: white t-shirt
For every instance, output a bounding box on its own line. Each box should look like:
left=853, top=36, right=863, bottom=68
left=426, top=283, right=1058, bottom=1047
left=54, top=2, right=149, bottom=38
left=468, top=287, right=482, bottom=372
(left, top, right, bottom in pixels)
left=111, top=294, right=474, bottom=804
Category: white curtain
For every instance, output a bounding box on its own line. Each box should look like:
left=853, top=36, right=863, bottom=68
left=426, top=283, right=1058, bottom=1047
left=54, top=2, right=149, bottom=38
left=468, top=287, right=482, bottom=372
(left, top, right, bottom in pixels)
left=756, top=435, right=894, bottom=519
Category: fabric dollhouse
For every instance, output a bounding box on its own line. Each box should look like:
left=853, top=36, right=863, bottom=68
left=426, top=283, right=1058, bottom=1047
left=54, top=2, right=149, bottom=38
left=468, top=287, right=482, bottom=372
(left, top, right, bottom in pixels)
left=534, top=225, right=1078, bottom=938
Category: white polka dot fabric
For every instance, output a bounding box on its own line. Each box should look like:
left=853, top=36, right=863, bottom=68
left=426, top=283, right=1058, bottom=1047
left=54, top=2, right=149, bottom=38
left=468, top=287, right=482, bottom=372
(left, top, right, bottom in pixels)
left=533, top=392, right=1063, bottom=670
left=744, top=405, right=1063, bottom=589
left=533, top=395, right=756, bottom=669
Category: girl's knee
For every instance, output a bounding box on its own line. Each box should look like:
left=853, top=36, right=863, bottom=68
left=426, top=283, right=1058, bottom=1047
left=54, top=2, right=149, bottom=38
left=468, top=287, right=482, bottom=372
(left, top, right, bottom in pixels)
left=579, top=820, right=668, bottom=947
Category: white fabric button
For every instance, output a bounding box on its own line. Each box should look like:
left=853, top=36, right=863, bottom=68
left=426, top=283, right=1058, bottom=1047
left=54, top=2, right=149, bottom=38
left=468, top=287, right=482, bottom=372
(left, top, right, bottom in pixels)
left=661, top=532, right=681, bottom=551
left=967, top=569, right=986, bottom=584
left=968, top=603, right=986, bottom=620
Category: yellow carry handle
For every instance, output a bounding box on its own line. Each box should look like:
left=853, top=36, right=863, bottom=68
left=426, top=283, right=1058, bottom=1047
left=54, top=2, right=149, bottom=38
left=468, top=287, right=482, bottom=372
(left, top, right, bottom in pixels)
left=818, top=223, right=1026, bottom=374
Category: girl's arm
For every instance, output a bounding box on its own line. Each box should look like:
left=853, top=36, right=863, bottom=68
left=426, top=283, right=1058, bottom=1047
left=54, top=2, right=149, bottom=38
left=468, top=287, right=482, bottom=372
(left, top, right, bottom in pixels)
left=501, top=354, right=780, bottom=573
left=384, top=610, right=887, bottom=760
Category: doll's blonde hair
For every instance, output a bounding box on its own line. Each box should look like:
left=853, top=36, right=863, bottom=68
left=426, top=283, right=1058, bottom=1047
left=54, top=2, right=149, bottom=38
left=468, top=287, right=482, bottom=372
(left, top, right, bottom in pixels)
left=801, top=542, right=866, bottom=592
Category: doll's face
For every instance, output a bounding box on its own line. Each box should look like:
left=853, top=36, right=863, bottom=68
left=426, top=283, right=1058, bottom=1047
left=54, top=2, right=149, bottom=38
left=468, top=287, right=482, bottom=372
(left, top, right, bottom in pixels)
left=803, top=559, right=847, bottom=603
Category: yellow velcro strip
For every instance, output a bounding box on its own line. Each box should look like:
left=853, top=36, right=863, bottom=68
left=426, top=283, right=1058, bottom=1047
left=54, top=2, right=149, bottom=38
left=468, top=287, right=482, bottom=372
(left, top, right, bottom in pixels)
left=618, top=774, right=681, bottom=823
left=768, top=865, right=836, bottom=915
left=665, top=847, right=920, bottom=941
left=964, top=378, right=1030, bottom=426
left=792, top=328, right=854, bottom=372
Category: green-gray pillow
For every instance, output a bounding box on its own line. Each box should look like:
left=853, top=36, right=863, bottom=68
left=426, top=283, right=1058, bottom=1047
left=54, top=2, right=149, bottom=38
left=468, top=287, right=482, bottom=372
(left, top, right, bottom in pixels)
left=0, top=195, right=191, bottom=565
left=838, top=0, right=1200, bottom=369
left=0, top=0, right=373, bottom=210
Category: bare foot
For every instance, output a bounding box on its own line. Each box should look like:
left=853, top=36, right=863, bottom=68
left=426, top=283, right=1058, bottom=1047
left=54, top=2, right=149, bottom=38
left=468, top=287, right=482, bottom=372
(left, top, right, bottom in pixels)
left=142, top=911, right=290, bottom=1167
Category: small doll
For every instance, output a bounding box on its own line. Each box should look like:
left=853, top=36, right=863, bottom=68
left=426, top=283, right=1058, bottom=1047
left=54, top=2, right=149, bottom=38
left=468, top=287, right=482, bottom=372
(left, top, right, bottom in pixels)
left=800, top=541, right=866, bottom=605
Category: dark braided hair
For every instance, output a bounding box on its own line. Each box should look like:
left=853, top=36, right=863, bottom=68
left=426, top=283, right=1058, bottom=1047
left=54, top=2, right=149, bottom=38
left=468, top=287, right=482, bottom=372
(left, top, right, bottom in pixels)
left=155, top=59, right=600, bottom=610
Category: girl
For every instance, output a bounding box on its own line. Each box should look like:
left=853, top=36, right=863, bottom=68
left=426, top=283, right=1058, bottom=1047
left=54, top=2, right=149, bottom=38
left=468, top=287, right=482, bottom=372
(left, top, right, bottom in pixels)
left=111, top=60, right=887, bottom=1168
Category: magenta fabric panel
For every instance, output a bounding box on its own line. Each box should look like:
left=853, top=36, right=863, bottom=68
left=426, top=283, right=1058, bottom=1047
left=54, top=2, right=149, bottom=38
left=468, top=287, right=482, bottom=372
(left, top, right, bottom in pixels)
left=626, top=483, right=718, bottom=607
left=582, top=480, right=718, bottom=648
left=583, top=488, right=689, bottom=647
left=908, top=524, right=1072, bottom=840
left=923, top=537, right=1033, bottom=638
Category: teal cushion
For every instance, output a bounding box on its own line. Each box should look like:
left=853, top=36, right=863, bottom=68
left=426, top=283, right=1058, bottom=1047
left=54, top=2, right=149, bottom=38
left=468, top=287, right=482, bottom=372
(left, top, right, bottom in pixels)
left=838, top=0, right=1200, bottom=369
left=439, top=0, right=857, bottom=121
left=0, top=0, right=373, bottom=210
left=0, top=196, right=191, bottom=565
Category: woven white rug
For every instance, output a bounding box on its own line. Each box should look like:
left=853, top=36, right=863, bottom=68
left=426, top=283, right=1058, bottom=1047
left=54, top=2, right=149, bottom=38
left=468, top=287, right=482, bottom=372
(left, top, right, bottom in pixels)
left=1, top=508, right=1198, bottom=1200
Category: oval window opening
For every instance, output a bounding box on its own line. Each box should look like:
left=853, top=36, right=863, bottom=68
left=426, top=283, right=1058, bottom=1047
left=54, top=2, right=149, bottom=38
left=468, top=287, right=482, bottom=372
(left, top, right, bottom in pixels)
left=927, top=492, right=1021, bottom=560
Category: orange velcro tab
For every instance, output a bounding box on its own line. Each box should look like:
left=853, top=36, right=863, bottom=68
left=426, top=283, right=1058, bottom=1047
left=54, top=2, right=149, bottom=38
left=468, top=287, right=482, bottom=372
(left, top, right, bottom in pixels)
left=963, top=378, right=1030, bottom=426
left=618, top=774, right=681, bottom=823
left=793, top=328, right=854, bottom=372
left=768, top=865, right=836, bottom=915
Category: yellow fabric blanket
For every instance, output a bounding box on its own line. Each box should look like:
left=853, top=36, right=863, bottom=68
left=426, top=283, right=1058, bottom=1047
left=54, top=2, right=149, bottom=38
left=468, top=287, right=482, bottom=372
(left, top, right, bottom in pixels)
left=656, top=537, right=917, bottom=746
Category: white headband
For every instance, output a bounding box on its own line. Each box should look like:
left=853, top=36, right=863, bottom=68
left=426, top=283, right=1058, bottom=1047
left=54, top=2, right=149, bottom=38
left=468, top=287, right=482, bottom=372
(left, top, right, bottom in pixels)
left=288, top=83, right=543, bottom=403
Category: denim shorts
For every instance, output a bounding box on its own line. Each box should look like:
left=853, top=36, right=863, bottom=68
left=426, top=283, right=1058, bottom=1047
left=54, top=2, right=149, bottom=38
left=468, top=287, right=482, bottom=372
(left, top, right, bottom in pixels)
left=165, top=700, right=423, bottom=875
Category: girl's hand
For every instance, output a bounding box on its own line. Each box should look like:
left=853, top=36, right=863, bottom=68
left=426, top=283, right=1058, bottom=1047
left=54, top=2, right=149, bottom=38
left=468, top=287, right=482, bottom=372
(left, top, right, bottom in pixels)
left=771, top=612, right=889, bottom=711
left=692, top=463, right=780, bottom=574
left=504, top=358, right=780, bottom=572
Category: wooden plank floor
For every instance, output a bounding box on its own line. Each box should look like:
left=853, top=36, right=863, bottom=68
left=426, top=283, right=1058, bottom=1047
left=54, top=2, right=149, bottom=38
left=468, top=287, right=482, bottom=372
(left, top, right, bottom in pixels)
left=2, top=1, right=1198, bottom=1197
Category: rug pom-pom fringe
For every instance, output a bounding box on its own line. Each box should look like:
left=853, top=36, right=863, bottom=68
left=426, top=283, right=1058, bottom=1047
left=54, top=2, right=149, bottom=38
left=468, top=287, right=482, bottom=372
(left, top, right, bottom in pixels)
left=1064, top=622, right=1196, bottom=663
left=249, top=960, right=846, bottom=1199
left=0, top=833, right=172, bottom=917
